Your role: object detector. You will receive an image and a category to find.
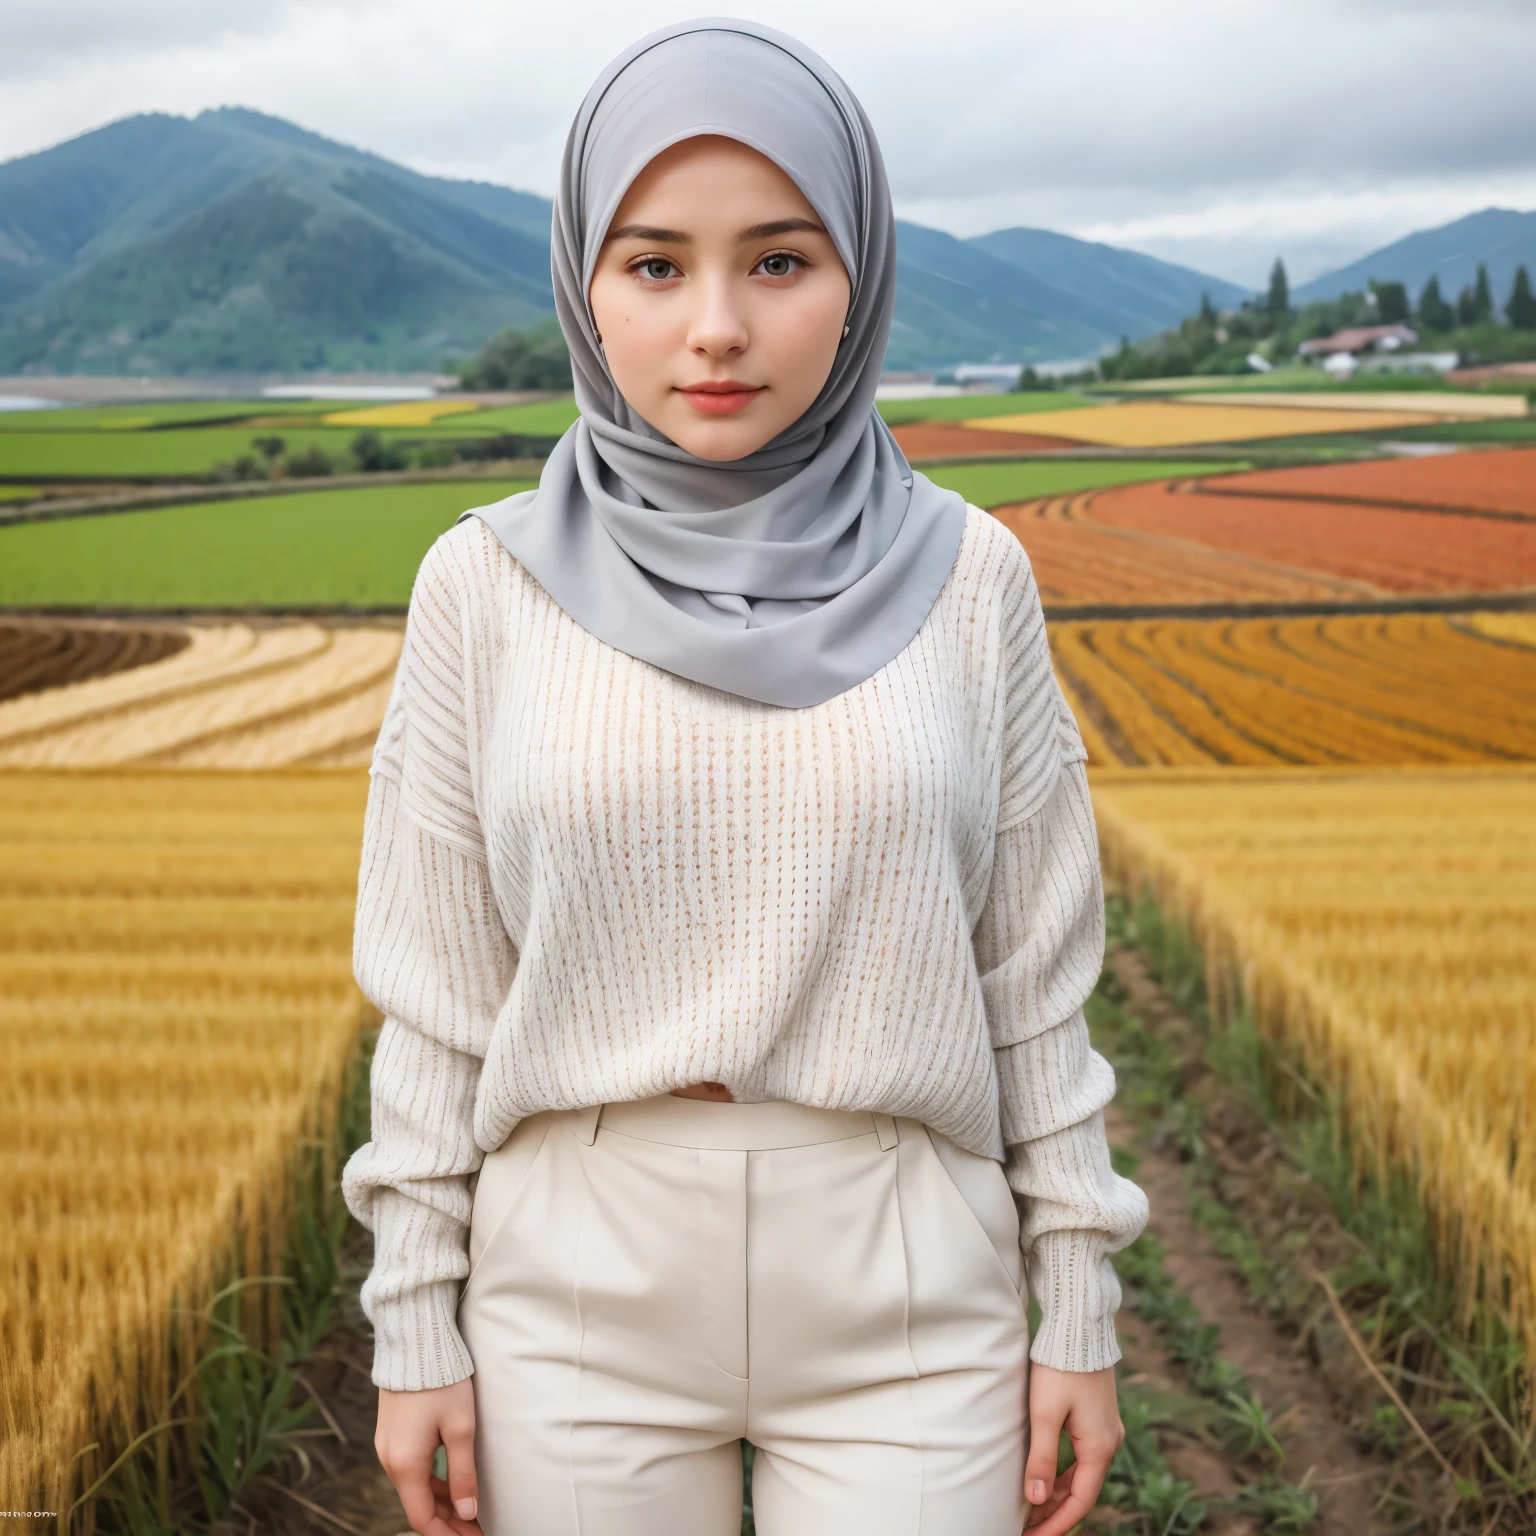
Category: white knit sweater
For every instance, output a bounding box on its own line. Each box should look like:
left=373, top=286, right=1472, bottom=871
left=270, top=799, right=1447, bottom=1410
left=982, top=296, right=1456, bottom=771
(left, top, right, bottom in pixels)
left=340, top=507, right=1150, bottom=1393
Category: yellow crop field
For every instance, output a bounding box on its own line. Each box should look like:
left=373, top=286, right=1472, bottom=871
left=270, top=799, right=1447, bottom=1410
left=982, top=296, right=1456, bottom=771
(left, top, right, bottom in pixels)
left=320, top=398, right=485, bottom=427
left=1182, top=390, right=1530, bottom=418
left=0, top=622, right=401, bottom=767
left=965, top=399, right=1441, bottom=447
left=1051, top=611, right=1536, bottom=767
left=0, top=770, right=371, bottom=1518
left=1089, top=766, right=1536, bottom=1370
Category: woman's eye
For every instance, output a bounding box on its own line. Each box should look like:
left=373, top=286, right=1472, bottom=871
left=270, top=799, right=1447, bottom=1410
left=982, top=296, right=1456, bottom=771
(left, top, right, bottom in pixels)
left=756, top=252, right=802, bottom=278
left=636, top=258, right=677, bottom=282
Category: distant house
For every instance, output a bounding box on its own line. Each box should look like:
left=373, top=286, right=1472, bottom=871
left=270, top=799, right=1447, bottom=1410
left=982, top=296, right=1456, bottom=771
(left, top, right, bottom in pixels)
left=1297, top=323, right=1419, bottom=360
left=953, top=362, right=1025, bottom=392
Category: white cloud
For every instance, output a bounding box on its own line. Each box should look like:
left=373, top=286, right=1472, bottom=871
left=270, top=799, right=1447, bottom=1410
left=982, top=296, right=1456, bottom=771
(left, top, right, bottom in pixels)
left=1, top=0, right=1533, bottom=283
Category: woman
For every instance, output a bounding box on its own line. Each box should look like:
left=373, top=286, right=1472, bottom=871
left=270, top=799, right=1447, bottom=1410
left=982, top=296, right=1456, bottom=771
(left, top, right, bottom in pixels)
left=341, top=18, right=1150, bottom=1536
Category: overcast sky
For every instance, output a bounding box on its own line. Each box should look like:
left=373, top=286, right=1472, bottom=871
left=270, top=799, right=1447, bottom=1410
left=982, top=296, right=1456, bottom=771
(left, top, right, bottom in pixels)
left=4, top=0, right=1535, bottom=288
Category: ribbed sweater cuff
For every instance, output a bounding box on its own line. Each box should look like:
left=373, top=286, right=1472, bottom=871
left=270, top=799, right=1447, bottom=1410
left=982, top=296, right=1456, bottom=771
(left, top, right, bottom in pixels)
left=360, top=1189, right=475, bottom=1392
left=1026, top=1228, right=1124, bottom=1373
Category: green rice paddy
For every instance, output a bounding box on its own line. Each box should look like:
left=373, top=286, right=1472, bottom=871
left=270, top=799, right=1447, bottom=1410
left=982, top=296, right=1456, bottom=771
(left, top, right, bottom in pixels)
left=0, top=480, right=534, bottom=608
left=876, top=390, right=1091, bottom=426
left=923, top=459, right=1237, bottom=508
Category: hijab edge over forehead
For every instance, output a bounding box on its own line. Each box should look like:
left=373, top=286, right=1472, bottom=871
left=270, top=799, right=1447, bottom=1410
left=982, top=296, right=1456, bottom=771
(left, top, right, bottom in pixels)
left=458, top=16, right=969, bottom=710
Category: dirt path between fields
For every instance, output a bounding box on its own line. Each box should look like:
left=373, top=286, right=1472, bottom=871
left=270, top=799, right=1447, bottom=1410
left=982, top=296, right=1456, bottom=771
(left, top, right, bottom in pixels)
left=1102, top=946, right=1397, bottom=1536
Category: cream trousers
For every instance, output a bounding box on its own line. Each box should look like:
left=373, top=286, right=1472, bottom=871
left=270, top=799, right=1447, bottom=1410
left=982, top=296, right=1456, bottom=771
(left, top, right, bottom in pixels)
left=458, top=1094, right=1033, bottom=1535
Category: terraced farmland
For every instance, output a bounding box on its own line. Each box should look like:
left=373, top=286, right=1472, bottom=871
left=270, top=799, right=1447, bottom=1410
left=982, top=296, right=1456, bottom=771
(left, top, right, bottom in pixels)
left=0, top=622, right=402, bottom=767
left=0, top=620, right=188, bottom=702
left=1051, top=611, right=1536, bottom=766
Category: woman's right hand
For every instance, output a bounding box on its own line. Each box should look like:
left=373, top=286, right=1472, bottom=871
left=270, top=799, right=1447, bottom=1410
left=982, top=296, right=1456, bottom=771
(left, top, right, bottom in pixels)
left=375, top=1378, right=483, bottom=1536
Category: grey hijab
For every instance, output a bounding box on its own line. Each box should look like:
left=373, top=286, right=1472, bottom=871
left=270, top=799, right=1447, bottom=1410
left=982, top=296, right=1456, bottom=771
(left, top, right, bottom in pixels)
left=459, top=16, right=967, bottom=708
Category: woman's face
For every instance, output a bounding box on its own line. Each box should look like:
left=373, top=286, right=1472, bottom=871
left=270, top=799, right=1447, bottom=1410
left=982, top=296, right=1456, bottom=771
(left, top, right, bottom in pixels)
left=587, top=135, right=853, bottom=461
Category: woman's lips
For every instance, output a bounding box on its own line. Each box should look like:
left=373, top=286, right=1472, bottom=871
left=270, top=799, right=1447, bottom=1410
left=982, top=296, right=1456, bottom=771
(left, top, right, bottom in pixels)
left=677, top=383, right=764, bottom=416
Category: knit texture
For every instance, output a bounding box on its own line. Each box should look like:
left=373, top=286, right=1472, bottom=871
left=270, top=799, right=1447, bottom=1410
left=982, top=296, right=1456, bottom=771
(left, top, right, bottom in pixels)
left=341, top=507, right=1150, bottom=1392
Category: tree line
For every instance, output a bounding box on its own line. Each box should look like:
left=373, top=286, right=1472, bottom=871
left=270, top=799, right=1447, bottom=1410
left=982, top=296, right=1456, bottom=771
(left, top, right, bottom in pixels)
left=1101, top=255, right=1536, bottom=382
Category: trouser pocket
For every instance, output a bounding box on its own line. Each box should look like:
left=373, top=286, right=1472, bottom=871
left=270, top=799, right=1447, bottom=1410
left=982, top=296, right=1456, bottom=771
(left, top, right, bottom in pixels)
left=920, top=1124, right=1025, bottom=1301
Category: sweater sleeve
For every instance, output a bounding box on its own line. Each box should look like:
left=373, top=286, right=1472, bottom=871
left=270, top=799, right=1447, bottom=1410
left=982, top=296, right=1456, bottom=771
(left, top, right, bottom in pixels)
left=975, top=537, right=1150, bottom=1373
left=340, top=533, right=518, bottom=1392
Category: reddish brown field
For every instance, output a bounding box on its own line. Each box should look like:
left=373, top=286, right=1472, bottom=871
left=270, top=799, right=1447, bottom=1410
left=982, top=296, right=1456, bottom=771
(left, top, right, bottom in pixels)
left=992, top=498, right=1363, bottom=605
left=1079, top=477, right=1536, bottom=593
left=1198, top=447, right=1536, bottom=518
left=890, top=422, right=1081, bottom=458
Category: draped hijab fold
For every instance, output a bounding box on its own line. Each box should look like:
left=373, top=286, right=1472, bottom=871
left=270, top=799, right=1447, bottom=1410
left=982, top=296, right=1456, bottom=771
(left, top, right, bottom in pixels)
left=459, top=16, right=968, bottom=708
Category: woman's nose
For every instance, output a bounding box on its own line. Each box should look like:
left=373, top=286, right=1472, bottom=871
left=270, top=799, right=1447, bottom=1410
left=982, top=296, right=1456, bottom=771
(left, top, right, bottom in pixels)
left=687, top=273, right=749, bottom=357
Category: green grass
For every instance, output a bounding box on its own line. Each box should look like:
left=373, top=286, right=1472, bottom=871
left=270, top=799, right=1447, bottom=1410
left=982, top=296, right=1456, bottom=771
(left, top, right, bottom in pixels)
left=445, top=397, right=582, bottom=435
left=924, top=459, right=1238, bottom=509
left=0, top=479, right=534, bottom=608
left=876, top=390, right=1091, bottom=426
left=1380, top=418, right=1536, bottom=444
left=0, top=425, right=495, bottom=479
left=0, top=400, right=340, bottom=432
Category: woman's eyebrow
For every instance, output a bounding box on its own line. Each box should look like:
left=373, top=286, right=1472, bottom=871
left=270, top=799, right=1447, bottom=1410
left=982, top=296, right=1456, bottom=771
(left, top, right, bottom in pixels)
left=606, top=224, right=689, bottom=243
left=738, top=217, right=826, bottom=240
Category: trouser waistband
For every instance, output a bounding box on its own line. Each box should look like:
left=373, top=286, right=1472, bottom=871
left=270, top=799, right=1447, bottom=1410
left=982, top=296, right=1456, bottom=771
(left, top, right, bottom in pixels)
left=562, top=1094, right=901, bottom=1151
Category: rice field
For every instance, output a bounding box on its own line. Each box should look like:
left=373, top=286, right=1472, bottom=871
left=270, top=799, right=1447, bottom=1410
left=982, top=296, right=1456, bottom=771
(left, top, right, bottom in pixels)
left=1199, top=446, right=1536, bottom=519
left=0, top=622, right=402, bottom=767
left=922, top=459, right=1235, bottom=511
left=997, top=490, right=1371, bottom=606
left=965, top=399, right=1444, bottom=447
left=1051, top=610, right=1536, bottom=767
left=0, top=479, right=534, bottom=608
left=1091, top=766, right=1536, bottom=1373
left=1077, top=474, right=1536, bottom=593
left=0, top=768, right=371, bottom=1519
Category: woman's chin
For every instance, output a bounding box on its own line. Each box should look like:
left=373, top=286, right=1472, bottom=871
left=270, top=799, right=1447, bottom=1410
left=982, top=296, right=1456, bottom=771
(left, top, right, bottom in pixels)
left=661, top=415, right=783, bottom=462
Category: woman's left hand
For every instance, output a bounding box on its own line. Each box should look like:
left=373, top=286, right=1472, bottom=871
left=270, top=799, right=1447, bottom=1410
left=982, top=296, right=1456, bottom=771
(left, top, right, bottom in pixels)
left=1021, top=1362, right=1125, bottom=1535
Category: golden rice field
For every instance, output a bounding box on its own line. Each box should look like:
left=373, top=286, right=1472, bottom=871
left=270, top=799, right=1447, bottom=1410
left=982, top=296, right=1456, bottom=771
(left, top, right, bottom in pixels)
left=0, top=770, right=371, bottom=1518
left=0, top=621, right=402, bottom=767
left=319, top=398, right=485, bottom=427
left=1052, top=610, right=1536, bottom=767
left=963, top=398, right=1443, bottom=447
left=1091, top=766, right=1536, bottom=1369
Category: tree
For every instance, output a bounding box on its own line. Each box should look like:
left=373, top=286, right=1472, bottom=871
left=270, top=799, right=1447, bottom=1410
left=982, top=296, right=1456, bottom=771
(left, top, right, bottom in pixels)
left=1266, top=259, right=1289, bottom=320
left=1457, top=284, right=1479, bottom=327
left=1507, top=265, right=1536, bottom=330
left=457, top=321, right=574, bottom=391
left=1473, top=263, right=1493, bottom=323
left=1416, top=274, right=1455, bottom=333
left=1199, top=291, right=1216, bottom=326
left=351, top=430, right=408, bottom=473
left=1369, top=279, right=1409, bottom=324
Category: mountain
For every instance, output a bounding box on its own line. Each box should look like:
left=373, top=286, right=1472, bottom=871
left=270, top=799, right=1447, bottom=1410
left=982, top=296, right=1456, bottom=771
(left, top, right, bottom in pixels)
left=0, top=109, right=556, bottom=373
left=0, top=108, right=1249, bottom=373
left=967, top=227, right=1250, bottom=338
left=1293, top=208, right=1536, bottom=307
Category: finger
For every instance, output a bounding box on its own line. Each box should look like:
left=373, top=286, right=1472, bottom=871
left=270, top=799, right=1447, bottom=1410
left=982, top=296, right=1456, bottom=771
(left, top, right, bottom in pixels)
left=394, top=1468, right=458, bottom=1536
left=1024, top=1457, right=1113, bottom=1536
left=441, top=1413, right=481, bottom=1525
left=429, top=1474, right=485, bottom=1536
left=1022, top=1469, right=1073, bottom=1530
left=1023, top=1408, right=1064, bottom=1509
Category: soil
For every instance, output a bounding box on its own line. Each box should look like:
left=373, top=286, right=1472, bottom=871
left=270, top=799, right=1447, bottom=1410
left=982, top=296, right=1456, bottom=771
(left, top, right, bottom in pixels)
left=0, top=617, right=188, bottom=702
left=890, top=421, right=1084, bottom=459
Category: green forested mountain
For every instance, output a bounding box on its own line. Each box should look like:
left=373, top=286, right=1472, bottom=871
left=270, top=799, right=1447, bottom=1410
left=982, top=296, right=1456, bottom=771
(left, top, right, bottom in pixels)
left=0, top=109, right=556, bottom=373
left=0, top=108, right=1252, bottom=374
